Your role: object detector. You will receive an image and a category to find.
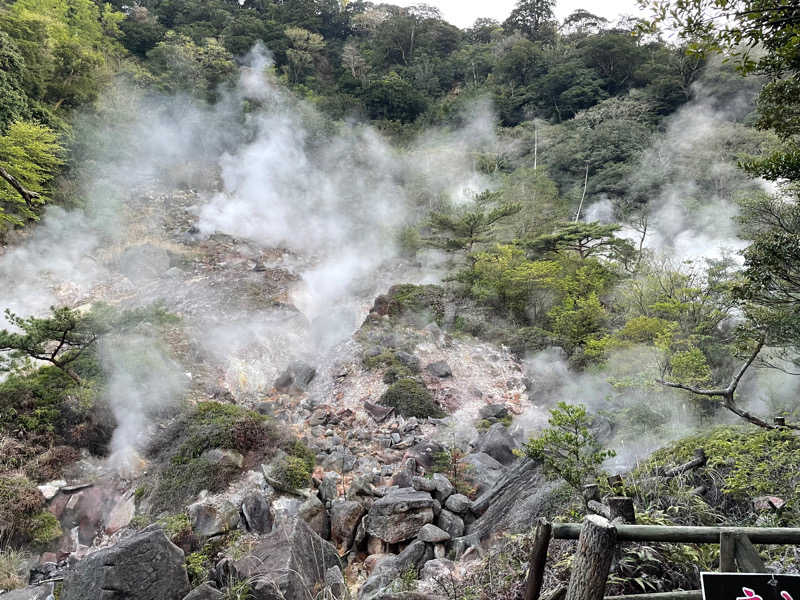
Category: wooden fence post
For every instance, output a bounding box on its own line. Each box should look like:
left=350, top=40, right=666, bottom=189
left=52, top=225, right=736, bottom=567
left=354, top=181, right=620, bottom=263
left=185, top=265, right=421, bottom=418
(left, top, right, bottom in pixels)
left=719, top=530, right=736, bottom=572
left=566, top=515, right=617, bottom=600
left=733, top=533, right=766, bottom=572
left=525, top=518, right=553, bottom=600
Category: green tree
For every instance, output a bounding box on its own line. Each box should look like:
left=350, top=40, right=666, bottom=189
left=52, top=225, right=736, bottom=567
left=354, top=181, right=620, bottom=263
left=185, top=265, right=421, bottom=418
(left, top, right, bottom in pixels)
left=0, top=307, right=100, bottom=383
left=284, top=26, right=325, bottom=84
left=0, top=121, right=63, bottom=228
left=0, top=32, right=29, bottom=131
left=522, top=402, right=615, bottom=500
left=503, top=0, right=557, bottom=41
left=526, top=222, right=637, bottom=266
left=427, top=193, right=521, bottom=258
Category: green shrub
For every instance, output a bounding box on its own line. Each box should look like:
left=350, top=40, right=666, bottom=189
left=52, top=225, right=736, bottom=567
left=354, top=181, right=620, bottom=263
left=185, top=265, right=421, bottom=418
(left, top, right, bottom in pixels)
left=0, top=473, right=62, bottom=546
left=286, top=440, right=315, bottom=473
left=635, top=426, right=800, bottom=503
left=149, top=458, right=239, bottom=515
left=185, top=551, right=210, bottom=586
left=271, top=456, right=311, bottom=490
left=380, top=378, right=444, bottom=419
left=0, top=547, right=28, bottom=591
left=385, top=284, right=446, bottom=325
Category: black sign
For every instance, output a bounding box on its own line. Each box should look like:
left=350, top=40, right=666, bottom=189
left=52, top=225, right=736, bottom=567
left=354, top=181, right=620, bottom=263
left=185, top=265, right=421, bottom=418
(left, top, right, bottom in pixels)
left=701, top=573, right=800, bottom=600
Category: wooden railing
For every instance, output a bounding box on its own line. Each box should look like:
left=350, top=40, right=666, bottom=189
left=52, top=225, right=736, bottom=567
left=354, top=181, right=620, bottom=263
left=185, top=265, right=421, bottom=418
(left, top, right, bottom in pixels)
left=525, top=517, right=800, bottom=600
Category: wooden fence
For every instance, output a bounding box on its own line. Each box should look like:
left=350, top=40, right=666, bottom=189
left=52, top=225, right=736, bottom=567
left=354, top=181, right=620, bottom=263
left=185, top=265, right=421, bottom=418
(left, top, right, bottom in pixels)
left=524, top=517, right=800, bottom=600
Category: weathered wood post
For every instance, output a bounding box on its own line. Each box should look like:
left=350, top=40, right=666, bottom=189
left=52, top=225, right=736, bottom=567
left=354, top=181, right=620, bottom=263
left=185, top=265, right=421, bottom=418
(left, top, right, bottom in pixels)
left=525, top=518, right=553, bottom=600
left=719, top=529, right=736, bottom=572
left=565, top=515, right=617, bottom=600
left=608, top=497, right=636, bottom=524
left=775, top=416, right=786, bottom=427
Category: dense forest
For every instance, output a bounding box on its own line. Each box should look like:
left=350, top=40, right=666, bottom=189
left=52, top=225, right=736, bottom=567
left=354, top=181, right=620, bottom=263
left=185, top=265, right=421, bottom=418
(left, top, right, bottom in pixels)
left=1, top=0, right=800, bottom=598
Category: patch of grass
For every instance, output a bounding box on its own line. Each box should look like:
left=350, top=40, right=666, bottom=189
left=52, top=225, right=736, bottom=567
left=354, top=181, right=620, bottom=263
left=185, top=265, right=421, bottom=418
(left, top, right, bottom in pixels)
left=0, top=547, right=29, bottom=591
left=380, top=378, right=444, bottom=419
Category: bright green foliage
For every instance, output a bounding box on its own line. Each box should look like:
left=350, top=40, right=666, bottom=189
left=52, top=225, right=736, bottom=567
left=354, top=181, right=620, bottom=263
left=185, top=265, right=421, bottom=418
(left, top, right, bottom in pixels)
left=0, top=0, right=124, bottom=110
left=185, top=551, right=210, bottom=587
left=0, top=306, right=100, bottom=383
left=523, top=402, right=615, bottom=496
left=427, top=193, right=521, bottom=257
left=284, top=26, right=325, bottom=84
left=548, top=292, right=609, bottom=355
left=362, top=71, right=427, bottom=123
left=380, top=378, right=444, bottom=419
left=0, top=32, right=29, bottom=130
left=146, top=33, right=236, bottom=101
left=383, top=284, right=446, bottom=325
left=468, top=244, right=561, bottom=321
left=271, top=455, right=311, bottom=490
left=638, top=426, right=800, bottom=503
left=0, top=121, right=63, bottom=226
left=526, top=222, right=637, bottom=265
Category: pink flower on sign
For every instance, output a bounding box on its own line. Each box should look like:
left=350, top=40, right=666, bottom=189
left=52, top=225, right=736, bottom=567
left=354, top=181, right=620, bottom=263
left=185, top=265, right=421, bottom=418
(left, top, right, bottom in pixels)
left=780, top=592, right=793, bottom=600
left=737, top=588, right=763, bottom=600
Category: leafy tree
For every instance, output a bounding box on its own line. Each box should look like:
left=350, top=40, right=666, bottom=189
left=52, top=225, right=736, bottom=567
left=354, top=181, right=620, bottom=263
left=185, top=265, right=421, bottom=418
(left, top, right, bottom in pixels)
left=0, top=32, right=29, bottom=130
left=526, top=222, right=637, bottom=266
left=284, top=26, right=325, bottom=84
left=0, top=307, right=100, bottom=384
left=427, top=193, right=521, bottom=258
left=362, top=71, right=427, bottom=122
left=0, top=120, right=63, bottom=227
left=146, top=32, right=236, bottom=100
left=503, top=0, right=557, bottom=41
left=522, top=401, right=615, bottom=500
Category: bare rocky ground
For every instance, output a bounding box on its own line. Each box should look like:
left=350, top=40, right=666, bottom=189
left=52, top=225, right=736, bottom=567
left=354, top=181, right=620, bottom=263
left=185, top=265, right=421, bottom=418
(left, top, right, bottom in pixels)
left=6, top=187, right=559, bottom=600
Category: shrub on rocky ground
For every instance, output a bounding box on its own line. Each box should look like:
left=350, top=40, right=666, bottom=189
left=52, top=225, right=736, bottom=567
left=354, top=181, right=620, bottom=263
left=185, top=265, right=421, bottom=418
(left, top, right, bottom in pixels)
left=379, top=378, right=444, bottom=419
left=0, top=473, right=61, bottom=546
left=271, top=455, right=312, bottom=490
left=0, top=547, right=28, bottom=591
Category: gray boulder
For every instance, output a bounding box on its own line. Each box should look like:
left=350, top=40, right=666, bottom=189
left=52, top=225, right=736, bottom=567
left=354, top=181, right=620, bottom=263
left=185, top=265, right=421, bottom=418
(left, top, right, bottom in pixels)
left=475, top=423, right=518, bottom=465
left=189, top=499, right=240, bottom=537
left=431, top=473, right=454, bottom=503
left=319, top=472, right=341, bottom=503
left=299, top=494, right=329, bottom=539
left=331, top=500, right=366, bottom=550
left=183, top=583, right=223, bottom=600
left=241, top=490, right=273, bottom=534
left=425, top=361, right=452, bottom=378
left=358, top=540, right=430, bottom=600
left=229, top=518, right=341, bottom=600
left=420, top=558, right=455, bottom=581
left=61, top=526, right=190, bottom=600
left=460, top=452, right=505, bottom=494
left=417, top=524, right=450, bottom=543
left=444, top=494, right=471, bottom=514
left=1, top=584, right=54, bottom=600
left=394, top=352, right=420, bottom=372
left=274, top=362, right=316, bottom=393
left=435, top=509, right=464, bottom=539
left=365, top=488, right=434, bottom=544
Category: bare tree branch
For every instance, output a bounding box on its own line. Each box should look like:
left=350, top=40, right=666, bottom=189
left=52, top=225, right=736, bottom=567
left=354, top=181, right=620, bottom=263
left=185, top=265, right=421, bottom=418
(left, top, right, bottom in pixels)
left=657, top=336, right=796, bottom=429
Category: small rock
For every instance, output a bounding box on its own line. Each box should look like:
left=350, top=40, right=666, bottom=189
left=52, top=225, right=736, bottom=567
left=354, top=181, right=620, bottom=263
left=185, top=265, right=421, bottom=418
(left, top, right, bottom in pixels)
left=183, top=583, right=223, bottom=600
left=431, top=473, right=454, bottom=503
left=476, top=423, right=518, bottom=465
left=395, top=351, right=420, bottom=372
left=201, top=448, right=244, bottom=469
left=418, top=524, right=450, bottom=543
left=299, top=494, right=329, bottom=539
left=478, top=404, right=508, bottom=420
left=436, top=509, right=464, bottom=539
left=426, top=361, right=452, bottom=378
left=319, top=472, right=341, bottom=503
left=189, top=500, right=240, bottom=537
left=444, top=494, right=471, bottom=514
left=412, top=477, right=436, bottom=493
left=241, top=490, right=273, bottom=534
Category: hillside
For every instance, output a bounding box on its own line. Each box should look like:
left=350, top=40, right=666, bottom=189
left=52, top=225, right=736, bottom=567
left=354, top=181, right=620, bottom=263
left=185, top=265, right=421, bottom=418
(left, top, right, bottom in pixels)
left=1, top=1, right=799, bottom=599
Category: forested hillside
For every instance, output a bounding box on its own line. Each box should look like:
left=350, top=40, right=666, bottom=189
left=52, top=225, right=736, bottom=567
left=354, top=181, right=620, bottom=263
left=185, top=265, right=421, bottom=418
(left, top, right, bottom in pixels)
left=1, top=0, right=799, bottom=598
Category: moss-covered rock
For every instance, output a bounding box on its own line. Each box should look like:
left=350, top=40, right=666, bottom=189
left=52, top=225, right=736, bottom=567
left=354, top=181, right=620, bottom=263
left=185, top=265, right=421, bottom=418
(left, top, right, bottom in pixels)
left=379, top=378, right=444, bottom=419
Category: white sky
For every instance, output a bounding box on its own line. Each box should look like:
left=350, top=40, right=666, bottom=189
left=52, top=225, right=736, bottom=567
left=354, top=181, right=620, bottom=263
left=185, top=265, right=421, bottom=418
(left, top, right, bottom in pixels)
left=388, top=0, right=647, bottom=29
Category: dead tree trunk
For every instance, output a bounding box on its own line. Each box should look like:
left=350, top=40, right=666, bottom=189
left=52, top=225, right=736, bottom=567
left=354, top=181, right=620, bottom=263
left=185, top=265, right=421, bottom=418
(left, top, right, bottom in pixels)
left=664, top=449, right=706, bottom=478
left=565, top=515, right=617, bottom=600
